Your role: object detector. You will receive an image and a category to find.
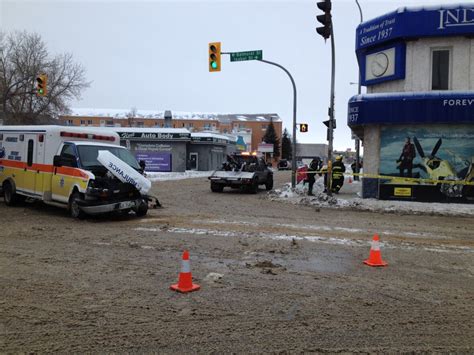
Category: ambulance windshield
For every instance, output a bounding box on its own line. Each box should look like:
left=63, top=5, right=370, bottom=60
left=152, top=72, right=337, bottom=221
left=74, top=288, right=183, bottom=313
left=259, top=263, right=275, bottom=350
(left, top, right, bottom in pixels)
left=77, top=145, right=141, bottom=170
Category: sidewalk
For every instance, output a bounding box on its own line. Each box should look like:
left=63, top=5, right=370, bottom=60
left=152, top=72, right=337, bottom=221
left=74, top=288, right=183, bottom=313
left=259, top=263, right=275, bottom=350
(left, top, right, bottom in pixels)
left=270, top=176, right=474, bottom=217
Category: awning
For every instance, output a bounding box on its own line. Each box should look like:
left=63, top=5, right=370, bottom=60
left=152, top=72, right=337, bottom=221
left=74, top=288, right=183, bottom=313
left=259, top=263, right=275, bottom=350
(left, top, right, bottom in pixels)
left=347, top=91, right=474, bottom=127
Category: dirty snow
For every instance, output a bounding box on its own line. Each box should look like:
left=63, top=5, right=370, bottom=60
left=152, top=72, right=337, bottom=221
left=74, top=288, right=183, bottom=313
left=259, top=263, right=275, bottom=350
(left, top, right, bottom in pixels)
left=269, top=177, right=474, bottom=217
left=146, top=170, right=211, bottom=182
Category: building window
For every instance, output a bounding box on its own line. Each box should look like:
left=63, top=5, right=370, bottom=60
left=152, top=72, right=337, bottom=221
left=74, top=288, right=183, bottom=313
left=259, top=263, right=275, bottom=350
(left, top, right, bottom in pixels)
left=136, top=121, right=144, bottom=127
left=431, top=49, right=450, bottom=90
left=66, top=120, right=73, bottom=126
left=80, top=120, right=86, bottom=125
left=87, top=120, right=93, bottom=125
left=106, top=120, right=114, bottom=126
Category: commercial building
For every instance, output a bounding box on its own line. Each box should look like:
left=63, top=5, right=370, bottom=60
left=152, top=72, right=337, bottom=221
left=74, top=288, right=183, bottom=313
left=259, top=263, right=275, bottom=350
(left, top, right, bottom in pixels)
left=348, top=4, right=474, bottom=202
left=59, top=109, right=282, bottom=153
left=99, top=127, right=236, bottom=172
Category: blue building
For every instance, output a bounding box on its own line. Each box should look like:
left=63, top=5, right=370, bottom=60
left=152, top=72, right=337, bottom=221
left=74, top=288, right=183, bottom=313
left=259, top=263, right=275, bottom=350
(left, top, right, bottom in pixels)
left=348, top=3, right=474, bottom=202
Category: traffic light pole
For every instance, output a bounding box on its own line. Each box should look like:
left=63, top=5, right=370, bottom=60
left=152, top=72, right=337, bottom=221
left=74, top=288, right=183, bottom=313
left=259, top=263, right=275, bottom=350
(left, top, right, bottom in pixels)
left=220, top=52, right=298, bottom=188
left=326, top=25, right=336, bottom=196
left=256, top=59, right=298, bottom=188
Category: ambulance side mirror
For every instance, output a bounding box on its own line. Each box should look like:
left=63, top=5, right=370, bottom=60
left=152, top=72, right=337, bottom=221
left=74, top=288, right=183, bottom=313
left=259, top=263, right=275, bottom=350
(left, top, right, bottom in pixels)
left=53, top=155, right=63, bottom=167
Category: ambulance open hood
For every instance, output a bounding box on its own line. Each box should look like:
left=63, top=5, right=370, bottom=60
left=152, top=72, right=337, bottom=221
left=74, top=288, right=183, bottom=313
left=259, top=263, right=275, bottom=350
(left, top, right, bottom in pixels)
left=97, top=150, right=152, bottom=194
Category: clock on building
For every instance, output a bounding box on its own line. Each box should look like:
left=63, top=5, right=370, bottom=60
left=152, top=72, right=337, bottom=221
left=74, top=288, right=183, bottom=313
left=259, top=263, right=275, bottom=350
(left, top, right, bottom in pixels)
left=365, top=47, right=396, bottom=82
left=371, top=52, right=389, bottom=77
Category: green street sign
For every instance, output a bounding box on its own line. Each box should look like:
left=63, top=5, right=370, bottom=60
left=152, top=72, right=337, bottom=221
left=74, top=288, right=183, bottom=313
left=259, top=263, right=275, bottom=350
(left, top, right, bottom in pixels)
left=230, top=50, right=263, bottom=62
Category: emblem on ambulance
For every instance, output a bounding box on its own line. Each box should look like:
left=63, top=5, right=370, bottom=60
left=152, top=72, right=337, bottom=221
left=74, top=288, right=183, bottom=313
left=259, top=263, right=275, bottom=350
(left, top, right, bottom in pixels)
left=60, top=177, right=65, bottom=188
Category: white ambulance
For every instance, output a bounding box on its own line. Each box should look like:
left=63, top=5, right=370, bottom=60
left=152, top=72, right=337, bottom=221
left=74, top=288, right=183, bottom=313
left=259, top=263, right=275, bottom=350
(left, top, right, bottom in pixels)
left=0, top=125, right=154, bottom=218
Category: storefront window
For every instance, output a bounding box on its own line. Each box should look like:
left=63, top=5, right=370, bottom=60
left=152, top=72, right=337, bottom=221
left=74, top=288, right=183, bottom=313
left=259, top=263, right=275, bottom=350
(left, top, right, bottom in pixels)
left=431, top=49, right=450, bottom=90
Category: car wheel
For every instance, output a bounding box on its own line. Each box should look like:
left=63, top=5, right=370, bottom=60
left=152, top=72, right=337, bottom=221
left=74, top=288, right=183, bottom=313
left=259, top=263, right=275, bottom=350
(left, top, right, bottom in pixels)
left=135, top=200, right=148, bottom=217
left=211, top=182, right=224, bottom=193
left=69, top=192, right=86, bottom=219
left=249, top=178, right=258, bottom=194
left=265, top=175, right=274, bottom=191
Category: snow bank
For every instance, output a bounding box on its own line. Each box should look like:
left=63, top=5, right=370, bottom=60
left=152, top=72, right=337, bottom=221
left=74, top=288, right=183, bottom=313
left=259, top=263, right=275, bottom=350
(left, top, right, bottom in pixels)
left=146, top=170, right=211, bottom=182
left=269, top=178, right=474, bottom=217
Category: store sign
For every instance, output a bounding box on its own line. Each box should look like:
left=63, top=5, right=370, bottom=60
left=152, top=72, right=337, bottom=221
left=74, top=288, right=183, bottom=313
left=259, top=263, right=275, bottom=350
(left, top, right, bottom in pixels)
left=258, top=143, right=274, bottom=153
left=356, top=5, right=474, bottom=51
left=118, top=132, right=190, bottom=141
left=191, top=136, right=228, bottom=144
left=135, top=151, right=172, bottom=172
left=348, top=92, right=474, bottom=127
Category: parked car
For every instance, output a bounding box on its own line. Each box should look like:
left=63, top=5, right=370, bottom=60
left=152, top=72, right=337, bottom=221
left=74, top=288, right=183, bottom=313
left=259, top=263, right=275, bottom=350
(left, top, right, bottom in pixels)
left=208, top=152, right=273, bottom=193
left=277, top=159, right=290, bottom=170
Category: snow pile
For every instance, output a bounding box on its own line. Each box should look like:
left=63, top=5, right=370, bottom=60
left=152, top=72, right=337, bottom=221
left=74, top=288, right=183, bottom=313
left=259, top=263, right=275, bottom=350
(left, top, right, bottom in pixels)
left=269, top=179, right=474, bottom=217
left=147, top=170, right=212, bottom=182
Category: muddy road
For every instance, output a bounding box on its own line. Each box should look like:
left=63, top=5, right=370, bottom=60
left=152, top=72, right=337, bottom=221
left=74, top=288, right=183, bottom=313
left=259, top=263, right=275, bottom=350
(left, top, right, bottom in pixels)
left=1, top=171, right=473, bottom=352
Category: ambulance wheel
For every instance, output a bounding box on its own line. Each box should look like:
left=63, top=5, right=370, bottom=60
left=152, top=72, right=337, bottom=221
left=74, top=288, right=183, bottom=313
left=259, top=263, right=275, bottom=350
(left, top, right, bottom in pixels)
left=69, top=192, right=86, bottom=219
left=3, top=181, right=20, bottom=206
left=135, top=200, right=148, bottom=217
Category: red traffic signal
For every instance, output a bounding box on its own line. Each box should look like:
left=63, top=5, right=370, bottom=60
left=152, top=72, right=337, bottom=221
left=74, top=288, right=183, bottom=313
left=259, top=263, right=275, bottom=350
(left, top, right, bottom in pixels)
left=300, top=123, right=308, bottom=132
left=316, top=0, right=332, bottom=40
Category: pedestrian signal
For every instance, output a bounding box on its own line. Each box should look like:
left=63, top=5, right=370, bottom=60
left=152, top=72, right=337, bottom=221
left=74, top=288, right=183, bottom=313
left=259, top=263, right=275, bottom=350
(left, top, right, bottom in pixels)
left=36, top=74, right=48, bottom=96
left=209, top=42, right=221, bottom=72
left=300, top=123, right=308, bottom=132
left=323, top=119, right=336, bottom=129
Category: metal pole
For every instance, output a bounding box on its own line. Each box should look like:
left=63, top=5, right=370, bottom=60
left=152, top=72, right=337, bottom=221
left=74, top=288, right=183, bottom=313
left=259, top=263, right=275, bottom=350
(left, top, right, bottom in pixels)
left=326, top=24, right=336, bottom=196
left=257, top=59, right=298, bottom=188
left=354, top=0, right=363, bottom=181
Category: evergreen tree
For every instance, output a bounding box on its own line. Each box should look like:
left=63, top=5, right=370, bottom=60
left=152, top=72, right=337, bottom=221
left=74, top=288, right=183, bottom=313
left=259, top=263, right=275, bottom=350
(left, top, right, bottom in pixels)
left=281, top=128, right=292, bottom=160
left=262, top=118, right=280, bottom=158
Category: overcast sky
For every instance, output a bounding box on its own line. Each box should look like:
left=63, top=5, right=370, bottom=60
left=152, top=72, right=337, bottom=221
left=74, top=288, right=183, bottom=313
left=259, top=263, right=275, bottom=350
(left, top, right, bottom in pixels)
left=1, top=0, right=457, bottom=150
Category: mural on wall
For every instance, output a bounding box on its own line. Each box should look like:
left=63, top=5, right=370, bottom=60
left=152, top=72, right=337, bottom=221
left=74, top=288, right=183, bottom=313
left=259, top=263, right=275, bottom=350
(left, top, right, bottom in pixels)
left=380, top=125, right=474, bottom=199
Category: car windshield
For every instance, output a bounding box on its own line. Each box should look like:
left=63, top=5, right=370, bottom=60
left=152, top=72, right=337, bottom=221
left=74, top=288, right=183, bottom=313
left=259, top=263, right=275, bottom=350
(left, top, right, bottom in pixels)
left=77, top=145, right=140, bottom=170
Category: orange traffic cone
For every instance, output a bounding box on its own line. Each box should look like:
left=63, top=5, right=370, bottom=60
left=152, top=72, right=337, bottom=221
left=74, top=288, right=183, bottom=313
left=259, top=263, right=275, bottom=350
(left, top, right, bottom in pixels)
left=363, top=234, right=388, bottom=267
left=170, top=250, right=201, bottom=293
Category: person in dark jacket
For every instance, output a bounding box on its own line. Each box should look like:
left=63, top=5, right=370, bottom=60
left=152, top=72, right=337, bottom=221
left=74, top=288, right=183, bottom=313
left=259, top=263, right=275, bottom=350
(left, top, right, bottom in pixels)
left=397, top=137, right=416, bottom=177
left=307, top=157, right=322, bottom=196
left=331, top=155, right=346, bottom=193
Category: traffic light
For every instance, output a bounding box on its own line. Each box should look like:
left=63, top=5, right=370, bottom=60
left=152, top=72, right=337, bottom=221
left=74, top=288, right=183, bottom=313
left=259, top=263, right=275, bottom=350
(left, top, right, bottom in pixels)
left=299, top=123, right=308, bottom=132
left=208, top=42, right=221, bottom=72
left=36, top=74, right=48, bottom=96
left=316, top=0, right=332, bottom=40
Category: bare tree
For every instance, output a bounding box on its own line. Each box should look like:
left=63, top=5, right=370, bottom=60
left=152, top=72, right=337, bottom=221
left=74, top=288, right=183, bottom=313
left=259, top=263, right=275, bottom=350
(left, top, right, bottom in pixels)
left=0, top=31, right=90, bottom=124
left=126, top=107, right=137, bottom=127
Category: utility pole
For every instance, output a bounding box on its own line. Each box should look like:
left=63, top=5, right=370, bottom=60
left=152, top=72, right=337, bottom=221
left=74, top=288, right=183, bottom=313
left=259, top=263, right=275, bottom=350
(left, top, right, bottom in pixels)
left=354, top=0, right=363, bottom=181
left=316, top=0, right=335, bottom=196
left=327, top=25, right=336, bottom=196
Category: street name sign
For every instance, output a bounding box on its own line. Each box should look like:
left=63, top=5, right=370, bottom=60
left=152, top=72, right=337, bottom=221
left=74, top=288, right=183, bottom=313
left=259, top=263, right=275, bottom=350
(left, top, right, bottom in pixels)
left=230, top=50, right=263, bottom=62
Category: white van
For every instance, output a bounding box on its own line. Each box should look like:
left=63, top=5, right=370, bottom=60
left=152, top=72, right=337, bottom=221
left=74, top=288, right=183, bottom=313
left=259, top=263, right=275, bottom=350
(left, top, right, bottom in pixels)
left=0, top=125, right=153, bottom=218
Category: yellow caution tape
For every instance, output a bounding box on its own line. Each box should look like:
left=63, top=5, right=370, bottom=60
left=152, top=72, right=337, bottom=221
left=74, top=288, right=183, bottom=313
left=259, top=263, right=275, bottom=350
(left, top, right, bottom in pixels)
left=295, top=169, right=474, bottom=186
